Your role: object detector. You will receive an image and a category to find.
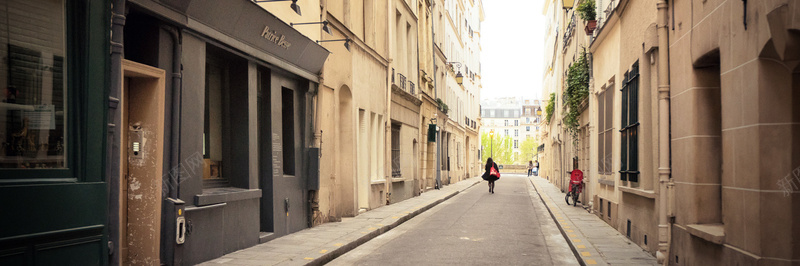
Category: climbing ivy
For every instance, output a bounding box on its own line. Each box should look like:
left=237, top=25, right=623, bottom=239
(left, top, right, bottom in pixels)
left=563, top=51, right=590, bottom=139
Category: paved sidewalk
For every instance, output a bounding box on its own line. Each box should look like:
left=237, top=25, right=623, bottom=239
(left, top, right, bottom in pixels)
left=529, top=177, right=659, bottom=266
left=199, top=177, right=482, bottom=266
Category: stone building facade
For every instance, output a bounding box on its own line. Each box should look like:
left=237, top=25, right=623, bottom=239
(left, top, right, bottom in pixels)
left=542, top=0, right=800, bottom=265
left=667, top=0, right=800, bottom=264
left=588, top=0, right=662, bottom=255
left=541, top=0, right=593, bottom=194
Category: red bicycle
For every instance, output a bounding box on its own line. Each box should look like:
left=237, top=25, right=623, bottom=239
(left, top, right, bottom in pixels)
left=564, top=169, right=583, bottom=207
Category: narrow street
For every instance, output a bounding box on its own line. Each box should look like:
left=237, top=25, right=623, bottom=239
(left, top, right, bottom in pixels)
left=329, top=174, right=577, bottom=266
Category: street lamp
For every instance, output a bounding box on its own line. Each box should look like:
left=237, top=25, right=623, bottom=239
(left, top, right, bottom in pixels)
left=447, top=62, right=464, bottom=85
left=317, top=38, right=352, bottom=51
left=489, top=129, right=494, bottom=158
left=536, top=106, right=542, bottom=116
left=254, top=0, right=301, bottom=15
left=291, top=20, right=333, bottom=35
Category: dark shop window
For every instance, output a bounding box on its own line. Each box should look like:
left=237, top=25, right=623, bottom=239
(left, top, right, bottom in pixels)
left=282, top=87, right=295, bottom=176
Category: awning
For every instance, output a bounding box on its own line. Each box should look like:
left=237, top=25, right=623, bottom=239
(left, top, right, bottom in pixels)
left=151, top=0, right=330, bottom=79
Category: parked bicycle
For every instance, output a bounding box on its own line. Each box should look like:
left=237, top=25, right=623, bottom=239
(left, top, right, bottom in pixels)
left=564, top=168, right=583, bottom=207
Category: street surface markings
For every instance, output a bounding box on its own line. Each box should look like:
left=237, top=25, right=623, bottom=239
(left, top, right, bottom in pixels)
left=567, top=230, right=574, bottom=233
left=576, top=245, right=586, bottom=249
left=558, top=219, right=565, bottom=222
left=405, top=211, right=410, bottom=214
left=369, top=227, right=376, bottom=230
left=573, top=239, right=582, bottom=242
left=304, top=257, right=314, bottom=260
left=581, top=252, right=591, bottom=257
left=392, top=216, right=398, bottom=219
left=334, top=243, right=343, bottom=247
left=586, top=259, right=597, bottom=264
left=563, top=226, right=570, bottom=229
left=569, top=234, right=577, bottom=237
left=320, top=250, right=328, bottom=254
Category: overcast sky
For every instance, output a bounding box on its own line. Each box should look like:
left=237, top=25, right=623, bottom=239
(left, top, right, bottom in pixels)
left=480, top=0, right=545, bottom=101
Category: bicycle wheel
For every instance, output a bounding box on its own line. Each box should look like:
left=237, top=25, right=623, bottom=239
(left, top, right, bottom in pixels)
left=572, top=190, right=579, bottom=206
left=565, top=191, right=572, bottom=205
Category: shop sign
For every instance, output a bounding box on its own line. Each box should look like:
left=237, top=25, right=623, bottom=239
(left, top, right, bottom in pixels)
left=261, top=25, right=292, bottom=49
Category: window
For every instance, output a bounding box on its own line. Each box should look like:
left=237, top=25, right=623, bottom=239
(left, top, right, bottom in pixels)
left=526, top=126, right=530, bottom=131
left=203, top=46, right=248, bottom=186
left=514, top=129, right=519, bottom=137
left=282, top=88, right=295, bottom=175
left=1, top=2, right=67, bottom=169
left=504, top=120, right=509, bottom=126
left=598, top=83, right=615, bottom=174
left=514, top=140, right=518, bottom=149
left=391, top=123, right=401, bottom=177
left=504, top=129, right=509, bottom=136
left=514, top=120, right=519, bottom=126
left=204, top=60, right=225, bottom=181
left=620, top=62, right=639, bottom=183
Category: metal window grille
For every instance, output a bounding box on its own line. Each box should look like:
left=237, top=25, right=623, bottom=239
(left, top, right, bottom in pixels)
left=620, top=61, right=640, bottom=183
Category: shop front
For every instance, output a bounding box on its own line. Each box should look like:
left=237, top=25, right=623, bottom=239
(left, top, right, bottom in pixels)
left=113, top=0, right=328, bottom=264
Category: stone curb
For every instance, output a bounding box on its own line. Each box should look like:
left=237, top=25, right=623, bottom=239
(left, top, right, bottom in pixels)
left=302, top=178, right=483, bottom=266
left=529, top=177, right=589, bottom=266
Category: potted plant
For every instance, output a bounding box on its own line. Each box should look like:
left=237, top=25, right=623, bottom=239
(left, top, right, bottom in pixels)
left=577, top=0, right=597, bottom=34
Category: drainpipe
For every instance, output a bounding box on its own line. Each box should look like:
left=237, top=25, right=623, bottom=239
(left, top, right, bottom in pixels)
left=656, top=0, right=672, bottom=264
left=161, top=24, right=183, bottom=266
left=432, top=4, right=441, bottom=190
left=108, top=0, right=125, bottom=264
left=386, top=5, right=393, bottom=204
left=161, top=25, right=182, bottom=200
left=307, top=0, right=327, bottom=228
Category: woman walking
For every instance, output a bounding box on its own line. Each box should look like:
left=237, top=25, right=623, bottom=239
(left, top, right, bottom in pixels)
left=527, top=160, right=534, bottom=177
left=482, top=158, right=500, bottom=193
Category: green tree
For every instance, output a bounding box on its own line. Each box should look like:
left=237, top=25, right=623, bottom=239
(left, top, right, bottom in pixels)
left=517, top=137, right=538, bottom=164
left=481, top=132, right=514, bottom=165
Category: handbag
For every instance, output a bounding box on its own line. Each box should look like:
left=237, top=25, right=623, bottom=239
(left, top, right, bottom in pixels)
left=489, top=165, right=500, bottom=178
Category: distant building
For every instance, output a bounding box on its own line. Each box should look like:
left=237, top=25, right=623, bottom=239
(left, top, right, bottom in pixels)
left=480, top=97, right=540, bottom=164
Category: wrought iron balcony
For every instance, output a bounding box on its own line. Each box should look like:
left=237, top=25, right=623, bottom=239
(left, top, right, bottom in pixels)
left=398, top=73, right=407, bottom=90
left=409, top=81, right=415, bottom=95
left=563, top=12, right=576, bottom=50
left=595, top=0, right=617, bottom=37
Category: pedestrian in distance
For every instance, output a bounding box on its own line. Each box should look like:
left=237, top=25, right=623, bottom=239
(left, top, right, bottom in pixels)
left=534, top=160, right=540, bottom=176
left=527, top=160, right=534, bottom=177
left=482, top=157, right=500, bottom=193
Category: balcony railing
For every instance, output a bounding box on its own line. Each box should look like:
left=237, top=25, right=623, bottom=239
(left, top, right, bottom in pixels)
left=391, top=69, right=417, bottom=96
left=595, top=0, right=617, bottom=37
left=398, top=73, right=407, bottom=91
left=563, top=12, right=576, bottom=51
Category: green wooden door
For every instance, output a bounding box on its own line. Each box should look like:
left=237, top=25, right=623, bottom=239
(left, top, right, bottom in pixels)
left=0, top=0, right=110, bottom=265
